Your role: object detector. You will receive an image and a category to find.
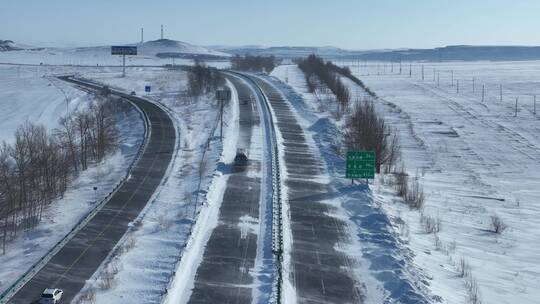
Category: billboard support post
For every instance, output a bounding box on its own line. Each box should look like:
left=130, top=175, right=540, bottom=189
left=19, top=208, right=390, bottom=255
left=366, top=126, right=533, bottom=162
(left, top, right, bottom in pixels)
left=111, top=46, right=137, bottom=77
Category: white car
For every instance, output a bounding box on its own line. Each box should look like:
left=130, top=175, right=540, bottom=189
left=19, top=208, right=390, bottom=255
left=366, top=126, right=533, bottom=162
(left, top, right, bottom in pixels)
left=39, top=288, right=63, bottom=304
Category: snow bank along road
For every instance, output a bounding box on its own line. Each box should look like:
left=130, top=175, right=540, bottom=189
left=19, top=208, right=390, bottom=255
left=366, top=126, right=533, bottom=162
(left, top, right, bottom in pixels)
left=7, top=77, right=176, bottom=304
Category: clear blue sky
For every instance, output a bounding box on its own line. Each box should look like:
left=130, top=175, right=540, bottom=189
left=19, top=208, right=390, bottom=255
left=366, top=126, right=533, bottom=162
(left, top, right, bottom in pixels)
left=2, top=0, right=540, bottom=49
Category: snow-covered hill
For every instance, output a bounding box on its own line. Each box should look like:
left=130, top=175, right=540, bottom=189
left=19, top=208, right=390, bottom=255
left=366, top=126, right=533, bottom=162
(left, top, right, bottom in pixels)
left=0, top=40, right=29, bottom=51
left=138, top=39, right=229, bottom=58
left=0, top=39, right=230, bottom=65
left=69, top=39, right=230, bottom=59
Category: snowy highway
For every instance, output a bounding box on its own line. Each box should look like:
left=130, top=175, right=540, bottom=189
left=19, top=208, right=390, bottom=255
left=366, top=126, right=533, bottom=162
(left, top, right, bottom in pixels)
left=249, top=75, right=364, bottom=303
left=162, top=71, right=366, bottom=304
left=6, top=78, right=176, bottom=304
left=183, top=74, right=264, bottom=303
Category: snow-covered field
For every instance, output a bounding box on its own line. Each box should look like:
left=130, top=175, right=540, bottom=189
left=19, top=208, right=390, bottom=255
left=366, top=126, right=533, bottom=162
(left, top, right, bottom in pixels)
left=272, top=60, right=540, bottom=303
left=71, top=68, right=233, bottom=303
left=275, top=60, right=540, bottom=303
left=0, top=65, right=144, bottom=295
left=351, top=61, right=540, bottom=304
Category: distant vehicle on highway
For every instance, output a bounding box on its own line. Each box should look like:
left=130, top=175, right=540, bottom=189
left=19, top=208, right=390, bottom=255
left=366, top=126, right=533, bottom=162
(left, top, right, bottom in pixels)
left=234, top=149, right=248, bottom=166
left=130, top=91, right=136, bottom=96
left=39, top=288, right=63, bottom=304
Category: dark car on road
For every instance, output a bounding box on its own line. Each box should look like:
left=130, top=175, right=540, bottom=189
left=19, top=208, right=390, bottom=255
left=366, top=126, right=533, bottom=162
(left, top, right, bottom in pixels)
left=234, top=149, right=248, bottom=166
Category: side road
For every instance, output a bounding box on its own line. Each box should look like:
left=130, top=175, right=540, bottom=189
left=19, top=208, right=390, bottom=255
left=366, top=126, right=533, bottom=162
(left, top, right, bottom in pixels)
left=6, top=77, right=176, bottom=304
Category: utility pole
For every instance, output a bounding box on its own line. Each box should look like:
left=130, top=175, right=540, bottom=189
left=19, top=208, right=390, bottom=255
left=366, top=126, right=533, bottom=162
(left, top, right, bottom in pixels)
left=93, top=186, right=98, bottom=204
left=391, top=61, right=394, bottom=73
left=515, top=98, right=518, bottom=117
left=216, top=89, right=231, bottom=142
left=421, top=65, right=424, bottom=81
left=457, top=80, right=459, bottom=93
left=451, top=70, right=454, bottom=86
left=122, top=54, right=126, bottom=77
left=141, top=28, right=144, bottom=44
left=409, top=63, right=412, bottom=77
left=437, top=72, right=440, bottom=87
left=482, top=84, right=485, bottom=102
left=220, top=95, right=224, bottom=140
left=472, top=77, right=475, bottom=93
left=500, top=84, right=503, bottom=101
left=534, top=95, right=537, bottom=115
left=399, top=61, right=402, bottom=75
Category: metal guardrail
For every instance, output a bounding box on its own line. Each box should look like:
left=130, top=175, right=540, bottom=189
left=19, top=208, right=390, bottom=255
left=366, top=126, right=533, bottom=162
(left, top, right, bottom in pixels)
left=0, top=77, right=151, bottom=303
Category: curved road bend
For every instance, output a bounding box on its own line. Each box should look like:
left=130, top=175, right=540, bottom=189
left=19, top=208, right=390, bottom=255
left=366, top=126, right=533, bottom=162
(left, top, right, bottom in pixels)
left=248, top=75, right=364, bottom=304
left=186, top=74, right=263, bottom=304
left=8, top=77, right=176, bottom=304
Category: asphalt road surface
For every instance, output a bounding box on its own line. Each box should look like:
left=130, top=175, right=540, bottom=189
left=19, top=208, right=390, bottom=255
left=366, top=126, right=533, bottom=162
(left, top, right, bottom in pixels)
left=187, top=75, right=263, bottom=304
left=250, top=75, right=364, bottom=304
left=8, top=77, right=176, bottom=304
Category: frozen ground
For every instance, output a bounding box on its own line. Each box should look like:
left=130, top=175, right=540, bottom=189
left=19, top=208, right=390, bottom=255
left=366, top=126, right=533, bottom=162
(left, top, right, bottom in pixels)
left=0, top=65, right=144, bottom=295
left=73, top=68, right=234, bottom=303
left=326, top=60, right=540, bottom=303
left=0, top=65, right=88, bottom=141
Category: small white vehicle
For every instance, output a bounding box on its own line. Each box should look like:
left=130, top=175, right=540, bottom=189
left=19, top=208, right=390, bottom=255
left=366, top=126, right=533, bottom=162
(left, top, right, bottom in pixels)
left=39, top=288, right=63, bottom=304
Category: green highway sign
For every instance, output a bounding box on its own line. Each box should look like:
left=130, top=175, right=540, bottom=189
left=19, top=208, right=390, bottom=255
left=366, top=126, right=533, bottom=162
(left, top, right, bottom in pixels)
left=346, top=151, right=375, bottom=179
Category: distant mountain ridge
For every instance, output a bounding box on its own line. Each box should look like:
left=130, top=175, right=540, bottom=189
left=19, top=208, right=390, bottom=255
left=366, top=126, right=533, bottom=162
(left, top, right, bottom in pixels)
left=219, top=44, right=540, bottom=61
left=341, top=45, right=540, bottom=61
left=4, top=39, right=540, bottom=61
left=216, top=45, right=352, bottom=57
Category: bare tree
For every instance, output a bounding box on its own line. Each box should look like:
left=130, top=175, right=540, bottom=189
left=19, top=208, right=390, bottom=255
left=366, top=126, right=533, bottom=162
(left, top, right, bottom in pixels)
left=345, top=99, right=400, bottom=173
left=0, top=97, right=121, bottom=255
left=490, top=215, right=507, bottom=234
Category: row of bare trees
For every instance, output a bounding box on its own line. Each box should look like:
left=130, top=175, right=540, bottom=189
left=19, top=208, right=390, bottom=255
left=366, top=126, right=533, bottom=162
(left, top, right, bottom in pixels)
left=294, top=55, right=399, bottom=174
left=0, top=99, right=118, bottom=255
left=296, top=54, right=350, bottom=114
left=327, top=61, right=377, bottom=98
left=187, top=60, right=225, bottom=97
left=230, top=55, right=277, bottom=73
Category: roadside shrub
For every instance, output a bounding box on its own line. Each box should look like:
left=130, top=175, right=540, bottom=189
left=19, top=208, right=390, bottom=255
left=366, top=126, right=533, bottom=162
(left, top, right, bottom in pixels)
left=420, top=213, right=441, bottom=234
left=404, top=177, right=425, bottom=209
left=75, top=289, right=96, bottom=304
left=434, top=234, right=442, bottom=251
left=296, top=54, right=350, bottom=113
left=466, top=276, right=482, bottom=304
left=457, top=256, right=471, bottom=278
left=395, top=168, right=408, bottom=197
left=490, top=215, right=507, bottom=234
